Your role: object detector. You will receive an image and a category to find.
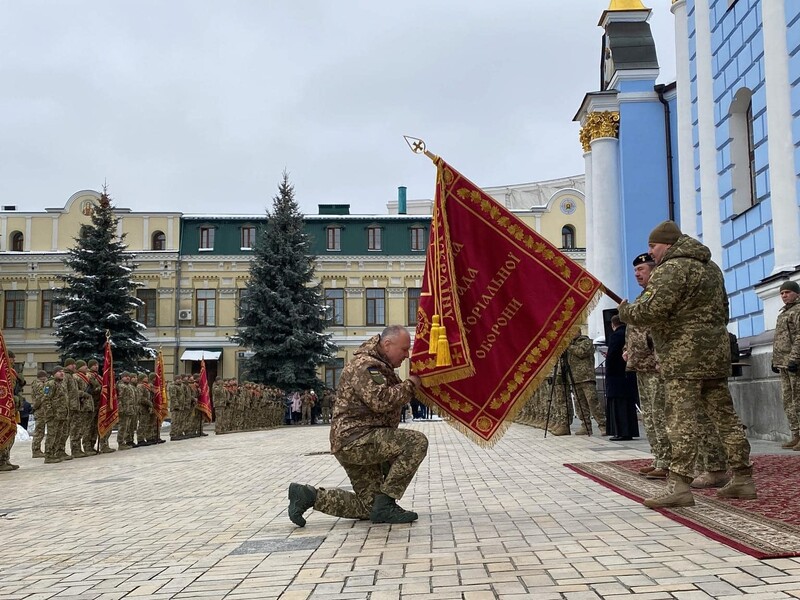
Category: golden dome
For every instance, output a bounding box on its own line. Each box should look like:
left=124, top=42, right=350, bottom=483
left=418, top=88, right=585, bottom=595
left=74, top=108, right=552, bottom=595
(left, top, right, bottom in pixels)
left=607, top=0, right=648, bottom=9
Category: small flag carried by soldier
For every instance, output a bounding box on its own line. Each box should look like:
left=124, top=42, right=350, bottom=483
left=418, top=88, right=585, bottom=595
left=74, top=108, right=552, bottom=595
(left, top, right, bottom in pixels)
left=196, top=358, right=213, bottom=422
left=153, top=350, right=169, bottom=424
left=97, top=332, right=118, bottom=439
left=0, top=330, right=18, bottom=451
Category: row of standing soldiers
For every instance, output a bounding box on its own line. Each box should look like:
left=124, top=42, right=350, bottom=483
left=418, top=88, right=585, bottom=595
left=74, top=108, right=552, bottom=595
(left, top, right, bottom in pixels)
left=212, top=379, right=286, bottom=434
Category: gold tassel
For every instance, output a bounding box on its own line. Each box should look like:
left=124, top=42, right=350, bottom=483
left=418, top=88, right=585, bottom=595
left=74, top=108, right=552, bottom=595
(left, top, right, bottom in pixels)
left=429, top=315, right=441, bottom=355
left=435, top=325, right=452, bottom=367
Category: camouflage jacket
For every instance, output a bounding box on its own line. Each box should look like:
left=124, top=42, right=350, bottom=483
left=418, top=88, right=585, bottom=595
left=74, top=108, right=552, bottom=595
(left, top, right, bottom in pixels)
left=618, top=234, right=731, bottom=379
left=137, top=383, right=153, bottom=413
left=47, top=379, right=69, bottom=420
left=774, top=299, right=800, bottom=367
left=330, top=335, right=415, bottom=454
left=625, top=291, right=658, bottom=373
left=117, top=382, right=137, bottom=416
left=64, top=370, right=80, bottom=412
left=554, top=335, right=595, bottom=384
left=31, top=379, right=48, bottom=420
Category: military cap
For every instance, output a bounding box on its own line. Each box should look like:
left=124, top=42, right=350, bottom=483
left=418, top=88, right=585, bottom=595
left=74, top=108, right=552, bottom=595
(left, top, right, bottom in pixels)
left=148, top=372, right=157, bottom=381
left=120, top=371, right=130, bottom=378
left=7, top=351, right=14, bottom=359
left=88, top=359, right=99, bottom=367
left=64, top=358, right=76, bottom=366
left=648, top=220, right=682, bottom=245
left=53, top=366, right=63, bottom=373
left=632, top=252, right=655, bottom=267
left=138, top=373, right=147, bottom=381
left=780, top=280, right=800, bottom=294
left=37, top=370, right=48, bottom=378
left=75, top=359, right=87, bottom=368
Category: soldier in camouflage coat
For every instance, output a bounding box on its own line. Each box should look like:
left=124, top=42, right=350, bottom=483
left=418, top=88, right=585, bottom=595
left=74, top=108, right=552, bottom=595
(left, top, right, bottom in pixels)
left=554, top=334, right=605, bottom=435
left=619, top=221, right=755, bottom=508
left=773, top=280, right=800, bottom=449
left=625, top=253, right=671, bottom=478
left=30, top=370, right=49, bottom=458
left=288, top=326, right=425, bottom=526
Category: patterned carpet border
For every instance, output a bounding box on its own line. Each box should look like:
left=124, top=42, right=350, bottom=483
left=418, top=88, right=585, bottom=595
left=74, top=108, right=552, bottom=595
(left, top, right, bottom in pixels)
left=565, top=456, right=800, bottom=559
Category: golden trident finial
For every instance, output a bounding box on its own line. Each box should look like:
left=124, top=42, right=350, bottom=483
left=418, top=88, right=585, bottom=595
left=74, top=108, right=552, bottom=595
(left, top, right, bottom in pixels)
left=403, top=135, right=437, bottom=162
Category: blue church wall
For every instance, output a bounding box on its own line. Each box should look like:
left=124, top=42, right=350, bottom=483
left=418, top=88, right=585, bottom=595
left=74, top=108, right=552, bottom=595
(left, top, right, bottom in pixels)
left=668, top=95, right=681, bottom=225
left=787, top=1, right=800, bottom=186
left=687, top=0, right=772, bottom=336
left=618, top=98, right=671, bottom=298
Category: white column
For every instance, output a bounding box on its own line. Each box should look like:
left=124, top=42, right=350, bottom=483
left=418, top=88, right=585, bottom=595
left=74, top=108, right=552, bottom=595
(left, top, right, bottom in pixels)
left=590, top=137, right=624, bottom=342
left=24, top=216, right=31, bottom=251
left=584, top=149, right=602, bottom=341
left=693, top=0, right=723, bottom=262
left=51, top=216, right=58, bottom=252
left=763, top=0, right=800, bottom=273
left=671, top=0, right=697, bottom=238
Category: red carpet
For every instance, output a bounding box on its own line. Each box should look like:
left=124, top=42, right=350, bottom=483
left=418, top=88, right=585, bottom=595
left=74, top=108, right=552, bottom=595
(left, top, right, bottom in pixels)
left=565, top=455, right=800, bottom=559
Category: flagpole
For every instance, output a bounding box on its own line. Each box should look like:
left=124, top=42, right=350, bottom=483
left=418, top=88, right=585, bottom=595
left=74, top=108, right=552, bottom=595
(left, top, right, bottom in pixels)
left=403, top=135, right=626, bottom=305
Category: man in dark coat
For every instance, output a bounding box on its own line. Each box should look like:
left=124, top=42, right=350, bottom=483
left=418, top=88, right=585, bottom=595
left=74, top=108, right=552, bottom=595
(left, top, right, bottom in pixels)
left=605, top=316, right=639, bottom=441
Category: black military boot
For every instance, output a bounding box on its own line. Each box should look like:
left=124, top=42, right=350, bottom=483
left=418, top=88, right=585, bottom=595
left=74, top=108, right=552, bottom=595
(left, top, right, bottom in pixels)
left=370, top=493, right=418, bottom=524
left=287, top=483, right=317, bottom=527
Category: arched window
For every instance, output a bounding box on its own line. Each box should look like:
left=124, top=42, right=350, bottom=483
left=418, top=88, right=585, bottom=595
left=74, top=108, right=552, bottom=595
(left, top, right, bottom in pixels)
left=10, top=231, right=23, bottom=252
left=152, top=231, right=166, bottom=250
left=729, top=87, right=758, bottom=214
left=561, top=225, right=576, bottom=249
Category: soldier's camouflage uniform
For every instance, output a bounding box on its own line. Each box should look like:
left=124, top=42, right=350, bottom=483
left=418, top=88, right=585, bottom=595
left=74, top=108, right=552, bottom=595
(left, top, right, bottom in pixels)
left=30, top=375, right=48, bottom=457
left=313, top=335, right=427, bottom=520
left=45, top=377, right=69, bottom=462
left=554, top=335, right=605, bottom=434
left=625, top=316, right=671, bottom=469
left=618, top=234, right=751, bottom=482
left=773, top=296, right=800, bottom=436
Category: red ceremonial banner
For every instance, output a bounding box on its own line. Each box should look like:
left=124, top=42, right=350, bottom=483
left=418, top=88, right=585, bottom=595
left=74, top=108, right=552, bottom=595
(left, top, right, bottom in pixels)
left=197, top=359, right=213, bottom=422
left=154, top=351, right=169, bottom=424
left=0, top=330, right=17, bottom=450
left=411, top=157, right=602, bottom=446
left=97, top=337, right=118, bottom=438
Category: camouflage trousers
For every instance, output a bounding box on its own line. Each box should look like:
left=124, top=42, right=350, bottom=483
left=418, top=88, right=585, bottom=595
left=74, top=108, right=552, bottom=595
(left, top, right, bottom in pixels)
left=80, top=410, right=95, bottom=453
left=549, top=384, right=574, bottom=427
left=315, top=428, right=428, bottom=520
left=636, top=372, right=671, bottom=469
left=695, top=409, right=726, bottom=473
left=32, top=415, right=48, bottom=455
left=664, top=378, right=751, bottom=479
left=574, top=382, right=605, bottom=432
left=0, top=436, right=13, bottom=465
left=45, top=418, right=68, bottom=459
left=780, top=370, right=800, bottom=434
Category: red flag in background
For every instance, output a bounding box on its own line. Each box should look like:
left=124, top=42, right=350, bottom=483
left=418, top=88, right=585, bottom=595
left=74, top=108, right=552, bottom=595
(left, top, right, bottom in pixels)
left=97, top=335, right=118, bottom=439
left=153, top=350, right=169, bottom=424
left=411, top=157, right=603, bottom=447
left=196, top=358, right=213, bottom=422
left=0, top=330, right=18, bottom=451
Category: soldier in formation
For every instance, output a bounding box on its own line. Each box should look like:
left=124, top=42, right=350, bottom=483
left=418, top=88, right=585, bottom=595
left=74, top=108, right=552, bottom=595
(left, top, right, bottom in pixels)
left=211, top=378, right=286, bottom=434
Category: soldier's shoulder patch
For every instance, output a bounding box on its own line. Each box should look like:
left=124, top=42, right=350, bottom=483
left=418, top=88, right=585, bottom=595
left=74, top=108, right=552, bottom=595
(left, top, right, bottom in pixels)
left=641, top=290, right=655, bottom=302
left=366, top=367, right=386, bottom=384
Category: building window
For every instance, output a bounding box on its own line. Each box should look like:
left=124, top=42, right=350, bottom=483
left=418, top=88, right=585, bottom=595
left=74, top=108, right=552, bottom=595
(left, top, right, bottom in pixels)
left=196, top=289, right=216, bottom=326
left=199, top=227, right=215, bottom=250
left=324, top=357, right=345, bottom=390
left=241, top=226, right=256, bottom=249
left=561, top=225, right=576, bottom=249
left=138, top=359, right=155, bottom=373
left=136, top=289, right=157, bottom=328
left=411, top=227, right=425, bottom=251
left=41, top=289, right=62, bottom=328
left=10, top=231, right=23, bottom=252
left=324, top=289, right=345, bottom=325
left=367, top=227, right=382, bottom=251
left=407, top=288, right=421, bottom=326
left=366, top=288, right=386, bottom=326
left=152, top=231, right=166, bottom=250
left=4, top=290, right=25, bottom=329
left=730, top=88, right=758, bottom=214
left=326, top=227, right=341, bottom=251
left=40, top=361, right=61, bottom=376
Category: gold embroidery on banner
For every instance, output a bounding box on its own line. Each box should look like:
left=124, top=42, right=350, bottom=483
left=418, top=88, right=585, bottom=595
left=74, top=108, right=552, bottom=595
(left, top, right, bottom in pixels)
left=488, top=297, right=577, bottom=410
left=429, top=385, right=472, bottom=413
left=456, top=188, right=573, bottom=280
left=475, top=416, right=493, bottom=433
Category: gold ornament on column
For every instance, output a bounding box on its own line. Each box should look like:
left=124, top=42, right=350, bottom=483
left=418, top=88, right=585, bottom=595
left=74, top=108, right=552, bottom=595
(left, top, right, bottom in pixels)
left=607, top=0, right=648, bottom=10
left=579, top=111, right=621, bottom=151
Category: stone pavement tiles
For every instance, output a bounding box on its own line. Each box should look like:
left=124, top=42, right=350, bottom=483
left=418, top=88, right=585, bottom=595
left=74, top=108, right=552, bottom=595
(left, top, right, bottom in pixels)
left=2, top=423, right=800, bottom=599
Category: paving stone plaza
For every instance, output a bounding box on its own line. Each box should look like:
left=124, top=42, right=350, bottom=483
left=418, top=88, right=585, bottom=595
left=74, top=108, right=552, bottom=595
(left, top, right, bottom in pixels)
left=2, top=422, right=800, bottom=600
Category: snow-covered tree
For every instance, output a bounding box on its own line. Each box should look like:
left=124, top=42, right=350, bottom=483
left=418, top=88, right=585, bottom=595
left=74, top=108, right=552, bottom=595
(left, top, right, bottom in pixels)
left=54, top=187, right=153, bottom=370
left=235, top=172, right=336, bottom=390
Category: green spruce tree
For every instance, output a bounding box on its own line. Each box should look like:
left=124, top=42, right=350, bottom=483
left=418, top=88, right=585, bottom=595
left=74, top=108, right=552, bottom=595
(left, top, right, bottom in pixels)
left=54, top=187, right=153, bottom=370
left=236, top=172, right=336, bottom=389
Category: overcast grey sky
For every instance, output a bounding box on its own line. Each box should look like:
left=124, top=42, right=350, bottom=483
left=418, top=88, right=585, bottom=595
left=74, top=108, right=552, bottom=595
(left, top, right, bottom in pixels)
left=0, top=1, right=676, bottom=216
